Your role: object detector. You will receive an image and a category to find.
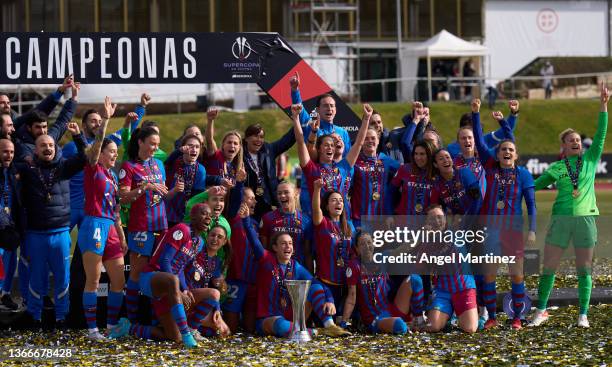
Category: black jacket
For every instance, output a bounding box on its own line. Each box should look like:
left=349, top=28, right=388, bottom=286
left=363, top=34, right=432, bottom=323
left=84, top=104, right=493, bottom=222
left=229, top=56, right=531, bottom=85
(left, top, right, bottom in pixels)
left=243, top=127, right=296, bottom=209
left=15, top=133, right=86, bottom=231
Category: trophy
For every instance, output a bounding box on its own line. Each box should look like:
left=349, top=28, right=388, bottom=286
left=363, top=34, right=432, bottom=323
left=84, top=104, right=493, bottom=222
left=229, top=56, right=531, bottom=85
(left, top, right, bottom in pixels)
left=284, top=279, right=311, bottom=343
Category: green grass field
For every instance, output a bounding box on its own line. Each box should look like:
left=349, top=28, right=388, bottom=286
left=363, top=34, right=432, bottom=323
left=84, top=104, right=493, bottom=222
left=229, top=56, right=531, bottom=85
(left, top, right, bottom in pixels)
left=91, top=98, right=610, bottom=156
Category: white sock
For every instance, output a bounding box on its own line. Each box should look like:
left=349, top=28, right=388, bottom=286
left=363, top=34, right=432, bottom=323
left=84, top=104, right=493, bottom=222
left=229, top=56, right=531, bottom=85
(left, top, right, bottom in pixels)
left=323, top=319, right=335, bottom=328
left=88, top=327, right=99, bottom=334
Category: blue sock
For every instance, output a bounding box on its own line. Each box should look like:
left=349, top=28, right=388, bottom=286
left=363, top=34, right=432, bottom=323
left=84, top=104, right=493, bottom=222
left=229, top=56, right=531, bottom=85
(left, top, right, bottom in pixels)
left=272, top=317, right=292, bottom=337
left=474, top=274, right=485, bottom=307
left=188, top=299, right=220, bottom=329
left=125, top=279, right=140, bottom=322
left=392, top=318, right=408, bottom=335
left=410, top=275, right=424, bottom=316
left=307, top=283, right=331, bottom=324
left=483, top=281, right=497, bottom=320
left=107, top=291, right=123, bottom=327
left=170, top=304, right=190, bottom=336
left=82, top=291, right=98, bottom=330
left=511, top=282, right=525, bottom=320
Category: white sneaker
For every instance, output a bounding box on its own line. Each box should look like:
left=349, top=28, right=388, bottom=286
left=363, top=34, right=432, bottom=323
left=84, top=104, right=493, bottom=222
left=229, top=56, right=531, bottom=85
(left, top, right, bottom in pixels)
left=412, top=315, right=426, bottom=330
left=528, top=309, right=549, bottom=327
left=87, top=329, right=109, bottom=342
left=190, top=328, right=206, bottom=341
left=577, top=314, right=589, bottom=328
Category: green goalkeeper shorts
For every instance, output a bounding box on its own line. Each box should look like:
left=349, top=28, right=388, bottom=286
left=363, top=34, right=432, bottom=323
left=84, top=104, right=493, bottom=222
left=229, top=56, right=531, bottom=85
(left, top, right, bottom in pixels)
left=545, top=216, right=597, bottom=249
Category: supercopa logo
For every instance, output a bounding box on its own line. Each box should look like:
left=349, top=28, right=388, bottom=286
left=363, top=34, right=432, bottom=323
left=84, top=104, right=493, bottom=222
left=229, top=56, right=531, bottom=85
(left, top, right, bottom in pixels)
left=232, top=37, right=252, bottom=60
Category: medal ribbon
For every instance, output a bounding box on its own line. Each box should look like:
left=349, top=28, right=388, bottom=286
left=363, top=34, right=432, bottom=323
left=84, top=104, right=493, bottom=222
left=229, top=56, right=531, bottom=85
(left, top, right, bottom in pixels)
left=564, top=156, right=582, bottom=192
left=37, top=166, right=57, bottom=201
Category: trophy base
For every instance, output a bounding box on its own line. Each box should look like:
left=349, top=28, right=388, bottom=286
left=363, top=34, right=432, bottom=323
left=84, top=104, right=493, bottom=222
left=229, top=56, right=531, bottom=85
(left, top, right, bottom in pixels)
left=287, top=330, right=312, bottom=343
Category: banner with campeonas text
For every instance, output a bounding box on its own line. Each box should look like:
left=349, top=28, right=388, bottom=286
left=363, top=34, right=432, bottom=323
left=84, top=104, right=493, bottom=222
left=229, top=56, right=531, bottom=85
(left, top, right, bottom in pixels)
left=0, top=32, right=362, bottom=138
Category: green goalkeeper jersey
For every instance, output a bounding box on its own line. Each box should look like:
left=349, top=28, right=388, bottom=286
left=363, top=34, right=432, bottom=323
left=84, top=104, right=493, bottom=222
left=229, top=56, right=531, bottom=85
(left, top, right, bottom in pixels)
left=534, top=112, right=608, bottom=216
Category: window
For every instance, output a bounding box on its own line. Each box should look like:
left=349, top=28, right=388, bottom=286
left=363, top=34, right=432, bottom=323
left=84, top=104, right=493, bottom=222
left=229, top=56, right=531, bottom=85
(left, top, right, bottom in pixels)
left=269, top=0, right=283, bottom=32
left=359, top=0, right=377, bottom=38
left=99, top=0, right=124, bottom=32
left=215, top=0, right=239, bottom=32
left=185, top=0, right=210, bottom=32
left=379, top=0, right=398, bottom=38
left=128, top=0, right=150, bottom=32
left=460, top=0, right=482, bottom=38
left=408, top=0, right=431, bottom=39
left=30, top=0, right=60, bottom=32
left=243, top=0, right=267, bottom=32
left=158, top=0, right=182, bottom=32
left=65, top=0, right=95, bottom=32
left=433, top=0, right=457, bottom=35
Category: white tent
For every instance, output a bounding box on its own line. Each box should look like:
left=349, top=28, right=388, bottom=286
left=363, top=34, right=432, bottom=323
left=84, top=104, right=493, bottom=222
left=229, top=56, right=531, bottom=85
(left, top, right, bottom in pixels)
left=401, top=30, right=489, bottom=101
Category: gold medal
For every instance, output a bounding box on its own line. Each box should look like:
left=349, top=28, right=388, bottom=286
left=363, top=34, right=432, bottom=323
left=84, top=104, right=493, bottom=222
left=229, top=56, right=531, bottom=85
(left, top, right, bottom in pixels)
left=152, top=194, right=161, bottom=204
left=3, top=207, right=10, bottom=215
left=497, top=200, right=505, bottom=210
left=194, top=271, right=201, bottom=281
left=372, top=192, right=380, bottom=201
left=415, top=203, right=423, bottom=213
left=256, top=186, right=264, bottom=196
left=280, top=297, right=287, bottom=309
left=336, top=258, right=345, bottom=267
left=572, top=189, right=580, bottom=198
left=46, top=193, right=52, bottom=202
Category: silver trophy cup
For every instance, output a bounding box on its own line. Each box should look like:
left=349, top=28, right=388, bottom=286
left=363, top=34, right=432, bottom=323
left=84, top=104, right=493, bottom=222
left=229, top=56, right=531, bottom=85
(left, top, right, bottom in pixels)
left=284, top=279, right=311, bottom=342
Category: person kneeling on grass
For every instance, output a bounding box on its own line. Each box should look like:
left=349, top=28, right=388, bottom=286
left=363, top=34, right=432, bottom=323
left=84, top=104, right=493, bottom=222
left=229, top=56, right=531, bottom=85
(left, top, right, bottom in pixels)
left=341, top=232, right=412, bottom=334
left=422, top=205, right=479, bottom=334
left=111, top=204, right=224, bottom=348
left=241, top=203, right=350, bottom=338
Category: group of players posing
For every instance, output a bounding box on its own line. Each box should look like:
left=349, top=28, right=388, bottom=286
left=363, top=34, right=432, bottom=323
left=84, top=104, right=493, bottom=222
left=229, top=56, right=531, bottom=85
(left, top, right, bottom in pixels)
left=0, top=74, right=607, bottom=348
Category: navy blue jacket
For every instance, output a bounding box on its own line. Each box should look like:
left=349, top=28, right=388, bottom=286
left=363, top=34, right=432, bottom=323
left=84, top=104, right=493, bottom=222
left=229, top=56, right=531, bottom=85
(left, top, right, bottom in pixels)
left=16, top=133, right=86, bottom=231
left=378, top=127, right=405, bottom=164
left=14, top=97, right=76, bottom=163
left=243, top=127, right=296, bottom=209
left=0, top=165, right=23, bottom=231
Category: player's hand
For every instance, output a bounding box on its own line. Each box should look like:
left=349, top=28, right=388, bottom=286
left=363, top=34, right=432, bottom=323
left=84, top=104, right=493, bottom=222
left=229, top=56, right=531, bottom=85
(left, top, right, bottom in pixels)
left=601, top=82, right=610, bottom=105
left=238, top=203, right=249, bottom=219
left=140, top=93, right=151, bottom=107
left=58, top=74, right=74, bottom=93
left=120, top=240, right=128, bottom=255
left=289, top=72, right=300, bottom=91
left=212, top=277, right=228, bottom=294
left=182, top=290, right=195, bottom=310
left=236, top=167, right=247, bottom=183
left=102, top=96, right=117, bottom=119
left=208, top=185, right=227, bottom=197
left=308, top=117, right=320, bottom=132
left=362, top=103, right=373, bottom=120
left=313, top=178, right=323, bottom=192
left=422, top=107, right=430, bottom=123
left=323, top=302, right=336, bottom=315
left=71, top=82, right=81, bottom=101
left=491, top=111, right=504, bottom=122
left=471, top=98, right=481, bottom=113
left=526, top=231, right=536, bottom=248
left=173, top=177, right=185, bottom=193
left=124, top=112, right=138, bottom=128
left=207, top=107, right=218, bottom=121
left=151, top=183, right=169, bottom=196
left=67, top=122, right=80, bottom=135
left=220, top=178, right=235, bottom=189
left=412, top=101, right=423, bottom=120
left=508, top=99, right=519, bottom=114
left=291, top=104, right=302, bottom=119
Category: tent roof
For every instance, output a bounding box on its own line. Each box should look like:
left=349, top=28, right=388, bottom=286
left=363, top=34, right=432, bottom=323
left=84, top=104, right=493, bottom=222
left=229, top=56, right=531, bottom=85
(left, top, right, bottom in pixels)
left=409, top=30, right=488, bottom=57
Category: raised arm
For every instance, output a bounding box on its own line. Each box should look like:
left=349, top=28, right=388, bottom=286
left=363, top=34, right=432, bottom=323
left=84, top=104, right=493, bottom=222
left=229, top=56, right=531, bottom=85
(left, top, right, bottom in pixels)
left=242, top=216, right=265, bottom=260
left=311, top=178, right=324, bottom=226
left=291, top=104, right=311, bottom=168
left=14, top=75, right=72, bottom=130
left=270, top=124, right=297, bottom=159
left=227, top=169, right=246, bottom=219
left=471, top=99, right=493, bottom=163
left=585, top=82, right=609, bottom=162
left=62, top=122, right=87, bottom=178
left=87, top=97, right=116, bottom=165
left=205, top=108, right=219, bottom=156
left=345, top=104, right=373, bottom=167
left=48, top=82, right=79, bottom=143
left=289, top=72, right=311, bottom=125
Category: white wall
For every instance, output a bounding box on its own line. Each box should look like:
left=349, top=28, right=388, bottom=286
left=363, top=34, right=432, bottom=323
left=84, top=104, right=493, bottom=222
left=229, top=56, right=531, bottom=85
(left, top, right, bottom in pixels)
left=485, top=0, right=609, bottom=79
